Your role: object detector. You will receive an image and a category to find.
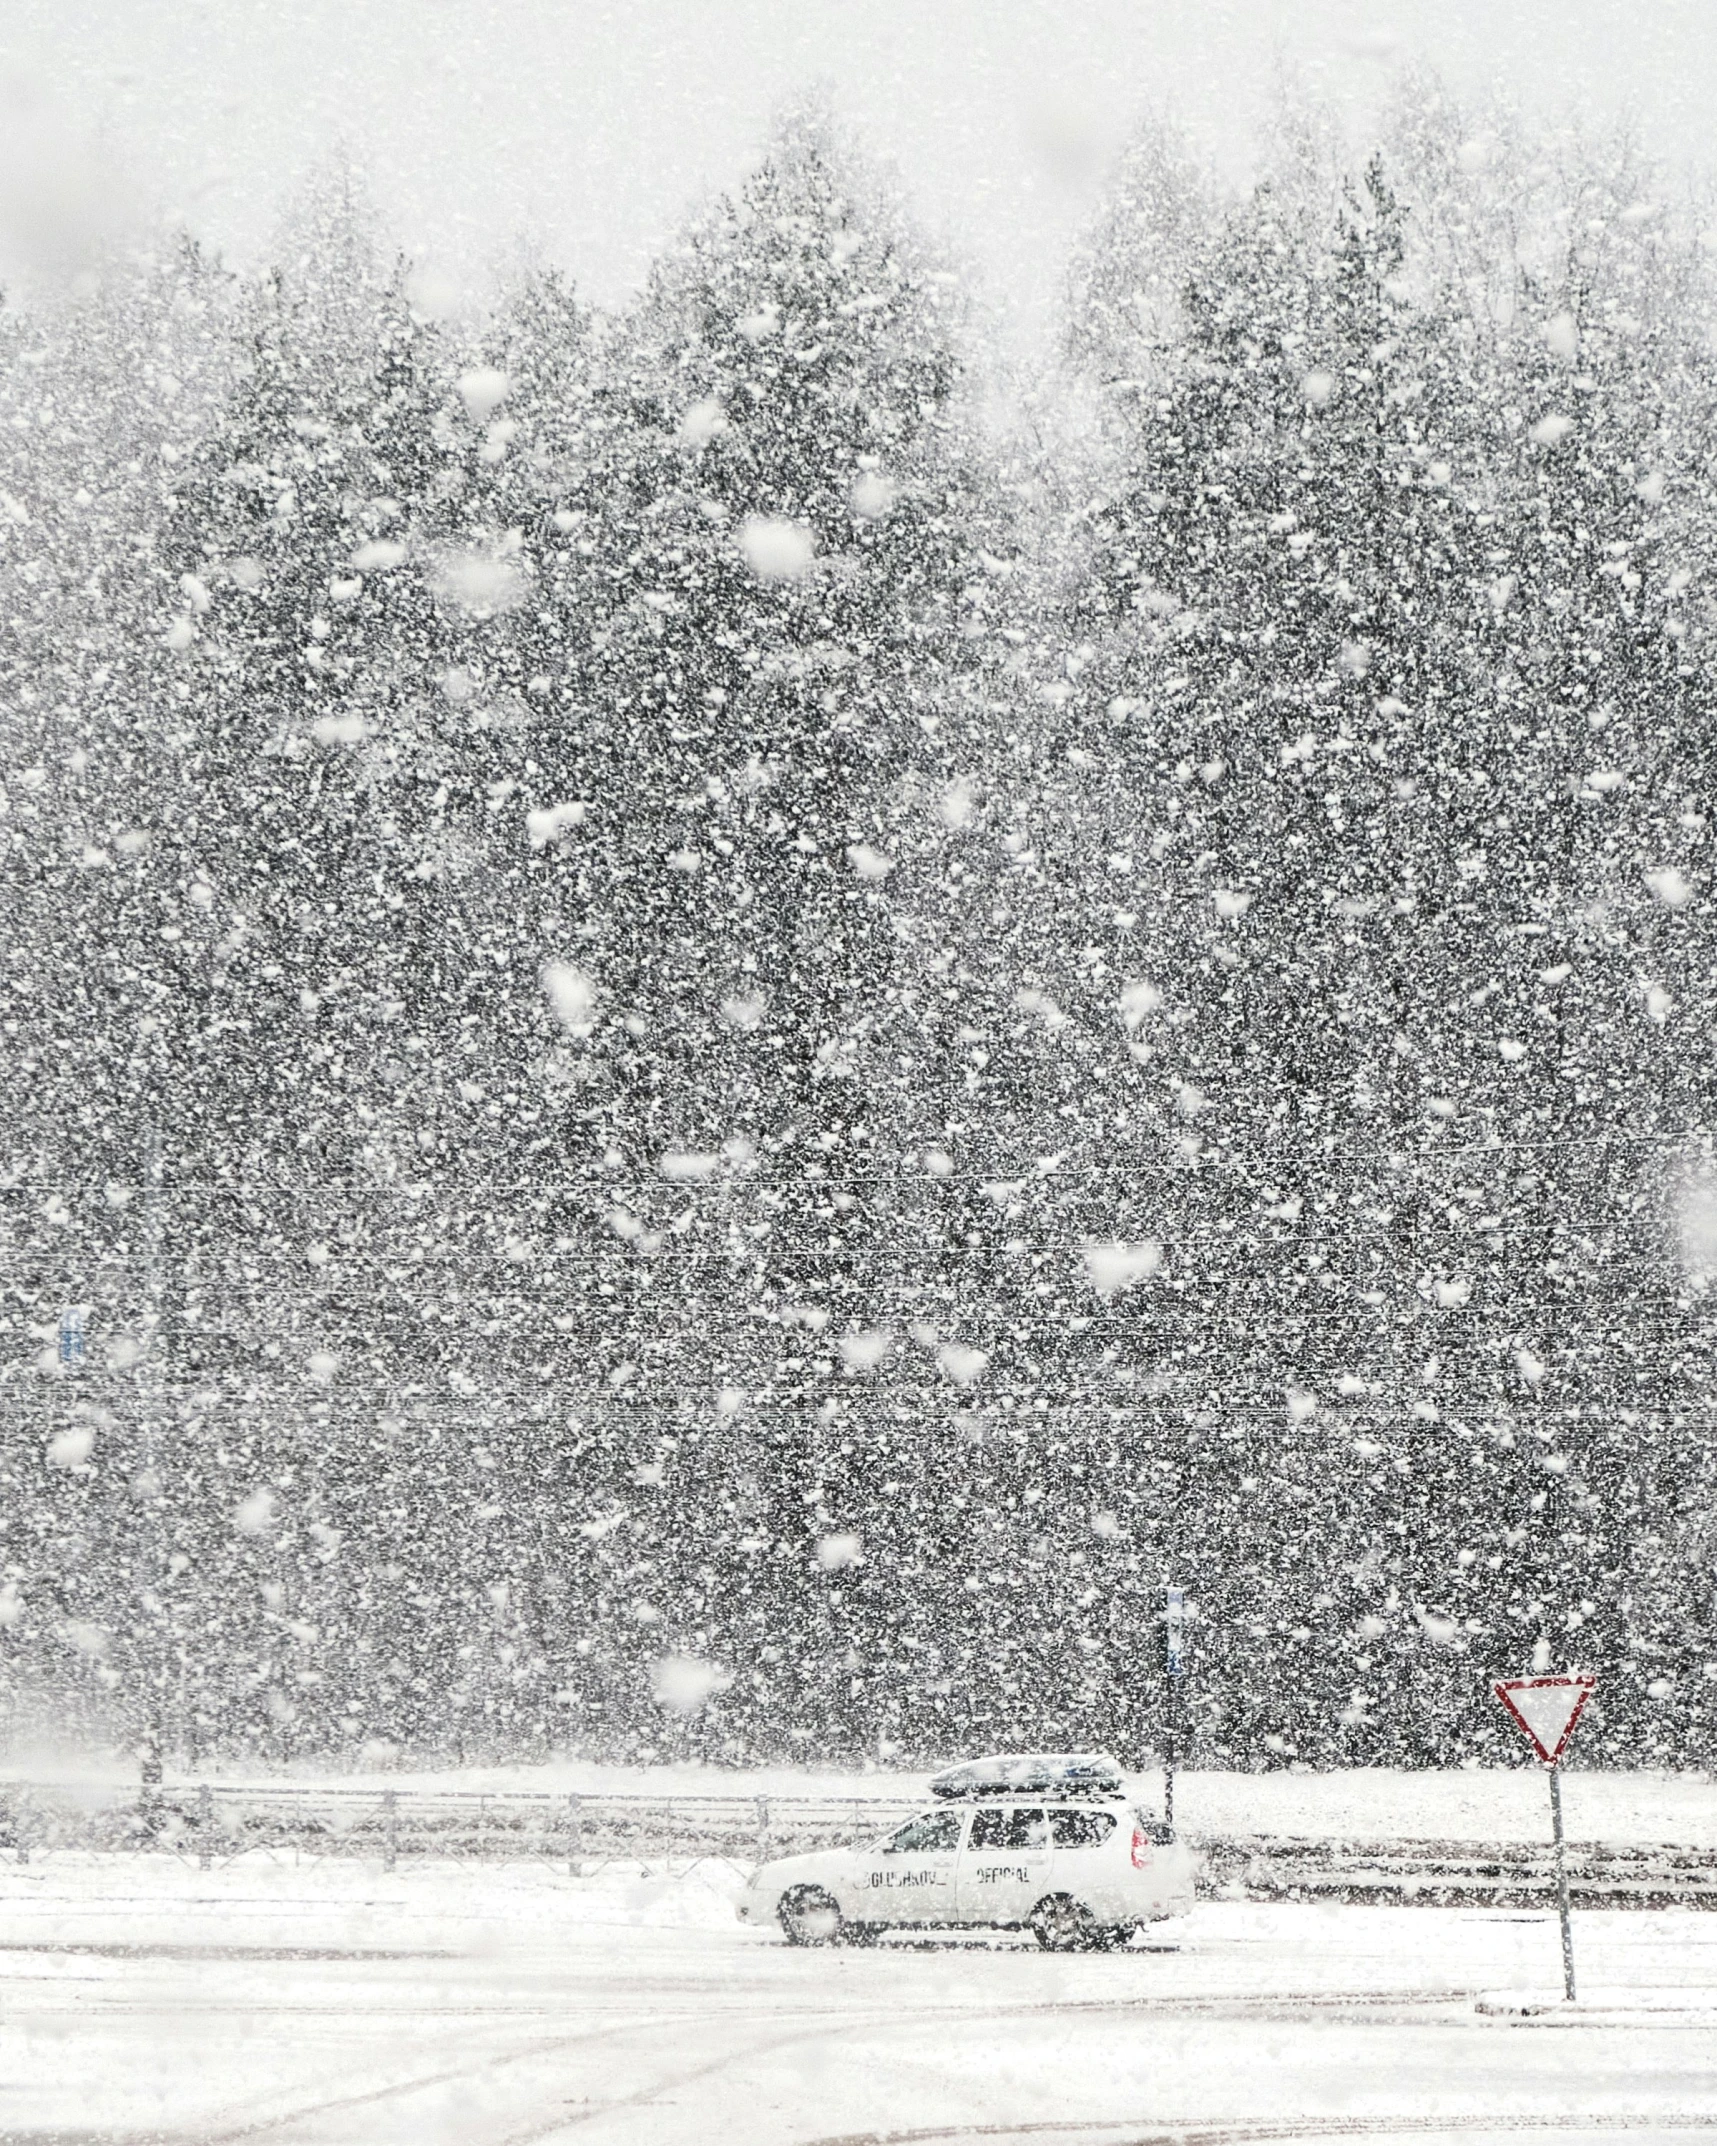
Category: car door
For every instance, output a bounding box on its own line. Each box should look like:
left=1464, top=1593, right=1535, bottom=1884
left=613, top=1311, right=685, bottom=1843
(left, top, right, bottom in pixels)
left=1049, top=1802, right=1121, bottom=1905
left=855, top=1806, right=966, bottom=1924
left=956, top=1804, right=1052, bottom=1927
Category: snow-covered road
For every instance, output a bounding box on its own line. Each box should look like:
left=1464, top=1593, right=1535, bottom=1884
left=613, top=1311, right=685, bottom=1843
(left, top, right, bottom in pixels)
left=7, top=1857, right=1717, bottom=2146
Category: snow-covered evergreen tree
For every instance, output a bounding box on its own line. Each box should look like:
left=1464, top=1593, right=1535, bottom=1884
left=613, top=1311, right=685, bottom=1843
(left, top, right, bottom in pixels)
left=1050, top=94, right=1717, bottom=1763
left=507, top=107, right=1022, bottom=1752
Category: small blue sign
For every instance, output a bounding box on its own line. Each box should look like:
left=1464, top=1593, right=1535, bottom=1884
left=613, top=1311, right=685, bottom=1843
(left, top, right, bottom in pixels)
left=58, top=1308, right=85, bottom=1368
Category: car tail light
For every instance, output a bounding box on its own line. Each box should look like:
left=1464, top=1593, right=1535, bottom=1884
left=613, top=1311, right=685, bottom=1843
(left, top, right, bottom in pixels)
left=1130, top=1826, right=1152, bottom=1870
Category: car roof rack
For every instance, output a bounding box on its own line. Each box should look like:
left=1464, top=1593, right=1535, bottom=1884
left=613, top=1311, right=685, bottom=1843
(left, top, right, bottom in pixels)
left=927, top=1752, right=1126, bottom=1800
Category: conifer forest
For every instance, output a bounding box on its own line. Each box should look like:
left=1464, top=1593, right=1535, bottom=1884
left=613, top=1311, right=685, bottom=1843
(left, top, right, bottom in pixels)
left=6, top=83, right=1717, bottom=1779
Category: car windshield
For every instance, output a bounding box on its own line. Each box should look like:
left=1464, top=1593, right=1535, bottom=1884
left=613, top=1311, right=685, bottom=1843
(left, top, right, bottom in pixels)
left=879, top=1809, right=963, bottom=1855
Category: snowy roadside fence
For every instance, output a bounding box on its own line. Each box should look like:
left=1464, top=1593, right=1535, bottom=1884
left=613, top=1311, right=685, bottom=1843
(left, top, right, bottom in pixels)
left=563, top=1792, right=915, bottom=1875
left=1195, top=1833, right=1717, bottom=1910
left=12, top=1787, right=1708, bottom=1902
left=0, top=1782, right=178, bottom=1859
left=0, top=1783, right=919, bottom=1872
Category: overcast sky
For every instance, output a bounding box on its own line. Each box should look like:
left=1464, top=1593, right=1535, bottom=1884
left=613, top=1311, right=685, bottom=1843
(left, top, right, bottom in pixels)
left=4, top=0, right=1715, bottom=344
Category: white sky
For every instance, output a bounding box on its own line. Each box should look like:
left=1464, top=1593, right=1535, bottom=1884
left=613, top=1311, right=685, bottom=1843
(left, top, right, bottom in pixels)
left=4, top=0, right=1715, bottom=345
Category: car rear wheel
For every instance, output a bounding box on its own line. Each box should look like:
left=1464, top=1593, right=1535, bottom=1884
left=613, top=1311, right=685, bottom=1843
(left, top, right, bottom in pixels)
left=778, top=1885, right=845, bottom=1947
left=1028, top=1893, right=1102, bottom=1952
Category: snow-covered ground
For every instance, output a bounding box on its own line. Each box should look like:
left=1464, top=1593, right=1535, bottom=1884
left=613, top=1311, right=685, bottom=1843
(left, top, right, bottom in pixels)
left=7, top=1854, right=1717, bottom=2145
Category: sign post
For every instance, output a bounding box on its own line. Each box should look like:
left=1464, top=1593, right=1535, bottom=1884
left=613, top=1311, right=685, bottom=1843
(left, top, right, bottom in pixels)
left=1163, top=1585, right=1187, bottom=1838
left=1493, top=1673, right=1596, bottom=2003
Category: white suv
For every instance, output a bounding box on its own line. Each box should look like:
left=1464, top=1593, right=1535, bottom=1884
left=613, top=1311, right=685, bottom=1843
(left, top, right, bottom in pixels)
left=736, top=1753, right=1194, bottom=1951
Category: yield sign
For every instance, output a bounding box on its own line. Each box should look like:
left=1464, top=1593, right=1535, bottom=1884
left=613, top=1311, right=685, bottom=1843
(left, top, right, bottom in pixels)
left=1494, top=1675, right=1596, bottom=1764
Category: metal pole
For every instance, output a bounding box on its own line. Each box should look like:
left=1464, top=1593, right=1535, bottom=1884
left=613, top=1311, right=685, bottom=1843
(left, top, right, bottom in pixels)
left=198, top=1782, right=213, bottom=1872
left=1164, top=1705, right=1176, bottom=1839
left=383, top=1789, right=398, bottom=1874
left=1549, top=1763, right=1575, bottom=2003
left=137, top=1125, right=167, bottom=1815
left=567, top=1794, right=582, bottom=1879
left=1164, top=1584, right=1185, bottom=1839
left=754, top=1794, right=769, bottom=1867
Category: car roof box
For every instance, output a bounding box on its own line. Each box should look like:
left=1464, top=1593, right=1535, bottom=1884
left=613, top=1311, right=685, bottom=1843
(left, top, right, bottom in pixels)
left=928, top=1752, right=1125, bottom=1800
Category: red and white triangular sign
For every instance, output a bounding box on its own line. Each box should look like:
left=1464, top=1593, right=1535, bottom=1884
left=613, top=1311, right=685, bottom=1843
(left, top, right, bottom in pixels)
left=1494, top=1675, right=1596, bottom=1764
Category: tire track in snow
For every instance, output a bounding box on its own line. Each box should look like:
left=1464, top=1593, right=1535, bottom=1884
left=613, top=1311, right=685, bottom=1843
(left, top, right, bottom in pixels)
left=415, top=1989, right=1504, bottom=2146
left=54, top=1991, right=994, bottom=2146
left=806, top=2116, right=1717, bottom=2146
left=26, top=1982, right=1695, bottom=2146
left=32, top=2010, right=714, bottom=2146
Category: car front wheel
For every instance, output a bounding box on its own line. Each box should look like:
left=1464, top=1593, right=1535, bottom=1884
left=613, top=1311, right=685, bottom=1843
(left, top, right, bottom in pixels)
left=778, top=1885, right=845, bottom=1947
left=1028, top=1893, right=1102, bottom=1952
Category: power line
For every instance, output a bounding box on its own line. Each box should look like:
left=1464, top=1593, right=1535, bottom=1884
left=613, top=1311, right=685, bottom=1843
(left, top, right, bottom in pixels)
left=6, top=1385, right=1715, bottom=1427
left=0, top=1128, right=1709, bottom=1195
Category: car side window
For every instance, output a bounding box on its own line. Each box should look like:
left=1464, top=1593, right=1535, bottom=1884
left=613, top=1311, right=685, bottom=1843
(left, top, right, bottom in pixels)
left=970, top=1805, right=1046, bottom=1850
left=967, top=1805, right=1008, bottom=1851
left=882, top=1809, right=963, bottom=1855
left=1050, top=1807, right=1117, bottom=1849
left=1009, top=1807, right=1049, bottom=1850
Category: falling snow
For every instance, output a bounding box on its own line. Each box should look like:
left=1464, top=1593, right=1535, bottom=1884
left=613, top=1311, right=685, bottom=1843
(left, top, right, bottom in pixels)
left=2, top=78, right=1715, bottom=1800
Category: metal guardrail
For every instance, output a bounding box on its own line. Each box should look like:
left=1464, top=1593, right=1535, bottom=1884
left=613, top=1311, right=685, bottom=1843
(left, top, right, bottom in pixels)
left=1198, top=1832, right=1717, bottom=1910
left=0, top=1781, right=920, bottom=1874
left=1, top=1783, right=1714, bottom=1907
